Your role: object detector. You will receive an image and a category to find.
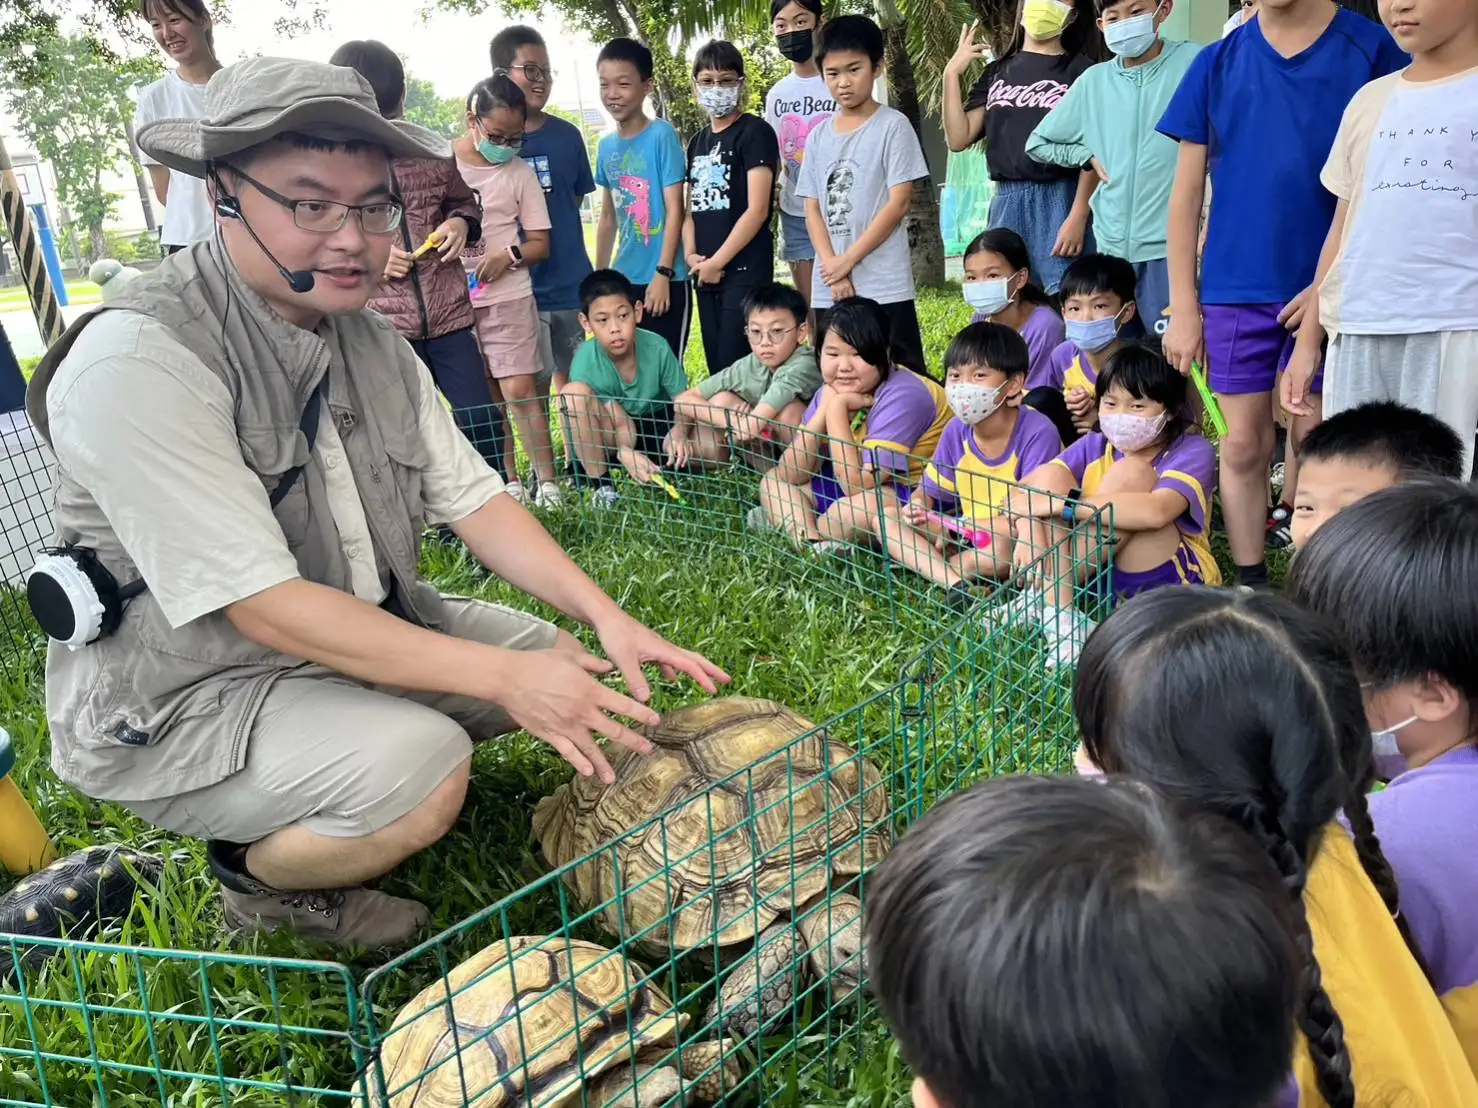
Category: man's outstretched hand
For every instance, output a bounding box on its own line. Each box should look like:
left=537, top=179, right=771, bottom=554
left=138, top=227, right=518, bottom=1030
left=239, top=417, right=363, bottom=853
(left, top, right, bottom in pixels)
left=593, top=610, right=731, bottom=705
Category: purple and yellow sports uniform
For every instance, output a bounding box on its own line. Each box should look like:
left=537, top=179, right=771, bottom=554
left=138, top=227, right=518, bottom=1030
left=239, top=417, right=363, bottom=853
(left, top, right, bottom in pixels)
left=1045, top=340, right=1098, bottom=405
left=1049, top=430, right=1221, bottom=596
left=920, top=407, right=1063, bottom=522
left=1367, top=746, right=1478, bottom=1072
left=802, top=368, right=952, bottom=515
left=1273, top=827, right=1478, bottom=1107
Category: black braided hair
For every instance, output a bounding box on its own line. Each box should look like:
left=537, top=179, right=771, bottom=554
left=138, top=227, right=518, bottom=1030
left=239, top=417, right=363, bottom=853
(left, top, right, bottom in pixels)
left=1237, top=803, right=1356, bottom=1108
left=1341, top=776, right=1433, bottom=982
left=1076, top=587, right=1371, bottom=1107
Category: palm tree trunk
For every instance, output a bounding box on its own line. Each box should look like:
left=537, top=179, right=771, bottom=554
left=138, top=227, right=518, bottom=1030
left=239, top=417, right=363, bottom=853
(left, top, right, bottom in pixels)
left=881, top=17, right=947, bottom=289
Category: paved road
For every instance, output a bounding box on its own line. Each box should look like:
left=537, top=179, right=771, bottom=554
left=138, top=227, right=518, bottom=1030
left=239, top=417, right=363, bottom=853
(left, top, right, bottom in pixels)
left=2, top=304, right=98, bottom=362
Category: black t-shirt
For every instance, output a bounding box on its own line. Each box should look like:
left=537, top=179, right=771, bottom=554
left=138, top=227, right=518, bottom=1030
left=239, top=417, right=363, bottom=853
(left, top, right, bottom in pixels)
left=966, top=51, right=1093, bottom=183
left=686, top=112, right=781, bottom=276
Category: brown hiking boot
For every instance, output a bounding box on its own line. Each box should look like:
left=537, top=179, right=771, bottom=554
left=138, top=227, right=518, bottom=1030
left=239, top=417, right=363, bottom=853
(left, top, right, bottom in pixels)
left=206, top=839, right=429, bottom=951
left=220, top=885, right=430, bottom=950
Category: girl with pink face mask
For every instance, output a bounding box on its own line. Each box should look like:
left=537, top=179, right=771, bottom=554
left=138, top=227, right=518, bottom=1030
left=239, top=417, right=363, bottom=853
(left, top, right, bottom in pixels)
left=1004, top=343, right=1218, bottom=669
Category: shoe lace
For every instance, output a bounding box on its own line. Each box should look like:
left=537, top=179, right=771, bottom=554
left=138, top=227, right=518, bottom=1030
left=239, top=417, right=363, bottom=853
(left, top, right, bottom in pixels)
left=278, top=889, right=345, bottom=917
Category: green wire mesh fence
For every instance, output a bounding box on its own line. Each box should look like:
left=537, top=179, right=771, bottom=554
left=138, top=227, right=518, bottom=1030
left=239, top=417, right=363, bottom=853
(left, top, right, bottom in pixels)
left=0, top=397, right=1111, bottom=1106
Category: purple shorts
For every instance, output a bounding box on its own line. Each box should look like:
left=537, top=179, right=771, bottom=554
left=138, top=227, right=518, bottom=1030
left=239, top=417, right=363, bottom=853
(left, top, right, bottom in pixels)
left=1114, top=542, right=1204, bottom=601
left=812, top=461, right=910, bottom=516
left=1202, top=303, right=1324, bottom=396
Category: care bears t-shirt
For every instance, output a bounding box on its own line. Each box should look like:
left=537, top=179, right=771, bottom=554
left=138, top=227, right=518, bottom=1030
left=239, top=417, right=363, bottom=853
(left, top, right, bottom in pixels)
left=520, top=113, right=595, bottom=312
left=765, top=73, right=838, bottom=218
left=595, top=119, right=690, bottom=285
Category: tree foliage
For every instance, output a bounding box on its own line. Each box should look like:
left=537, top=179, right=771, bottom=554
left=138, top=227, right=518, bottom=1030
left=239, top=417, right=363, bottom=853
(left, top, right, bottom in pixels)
left=403, top=75, right=467, bottom=138
left=1, top=32, right=161, bottom=259
left=0, top=0, right=328, bottom=88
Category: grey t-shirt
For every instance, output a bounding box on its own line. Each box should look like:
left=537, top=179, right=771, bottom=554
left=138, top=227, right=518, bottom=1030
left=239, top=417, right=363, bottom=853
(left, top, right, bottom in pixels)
left=796, top=104, right=930, bottom=309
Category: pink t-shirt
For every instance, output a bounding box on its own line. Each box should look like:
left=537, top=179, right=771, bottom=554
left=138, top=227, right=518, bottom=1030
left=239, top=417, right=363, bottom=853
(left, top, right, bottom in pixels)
left=456, top=155, right=551, bottom=306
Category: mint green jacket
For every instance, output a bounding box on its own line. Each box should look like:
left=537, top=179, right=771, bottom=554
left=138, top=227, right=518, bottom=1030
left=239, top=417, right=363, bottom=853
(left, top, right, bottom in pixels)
left=1025, top=38, right=1200, bottom=264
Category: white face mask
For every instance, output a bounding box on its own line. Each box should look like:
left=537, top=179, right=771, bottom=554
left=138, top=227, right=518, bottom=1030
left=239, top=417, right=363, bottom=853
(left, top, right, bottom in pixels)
left=963, top=277, right=1014, bottom=316
left=696, top=85, right=742, bottom=118
left=1371, top=714, right=1419, bottom=780
left=945, top=381, right=1007, bottom=425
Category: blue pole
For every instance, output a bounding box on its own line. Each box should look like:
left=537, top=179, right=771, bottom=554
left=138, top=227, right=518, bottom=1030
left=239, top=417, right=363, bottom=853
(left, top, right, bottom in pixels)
left=27, top=203, right=68, bottom=308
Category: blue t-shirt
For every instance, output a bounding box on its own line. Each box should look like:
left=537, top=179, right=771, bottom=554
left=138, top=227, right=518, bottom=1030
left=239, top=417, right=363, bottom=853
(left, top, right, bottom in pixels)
left=520, top=114, right=595, bottom=313
left=595, top=118, right=690, bottom=285
left=1156, top=10, right=1406, bottom=304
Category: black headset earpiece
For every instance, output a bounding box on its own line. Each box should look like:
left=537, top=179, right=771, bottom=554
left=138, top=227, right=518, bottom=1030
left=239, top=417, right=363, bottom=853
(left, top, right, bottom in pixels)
left=214, top=195, right=241, bottom=220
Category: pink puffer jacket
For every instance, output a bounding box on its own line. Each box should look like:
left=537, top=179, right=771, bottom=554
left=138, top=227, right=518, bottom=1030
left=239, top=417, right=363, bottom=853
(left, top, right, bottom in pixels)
left=370, top=156, right=482, bottom=341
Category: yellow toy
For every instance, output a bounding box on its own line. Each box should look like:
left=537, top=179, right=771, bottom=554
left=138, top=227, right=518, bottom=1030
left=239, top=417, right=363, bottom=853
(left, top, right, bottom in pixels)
left=649, top=473, right=684, bottom=503
left=0, top=728, right=57, bottom=874
left=411, top=234, right=443, bottom=259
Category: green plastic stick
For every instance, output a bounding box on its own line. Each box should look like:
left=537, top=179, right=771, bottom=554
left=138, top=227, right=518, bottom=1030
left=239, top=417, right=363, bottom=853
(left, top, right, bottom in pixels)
left=1190, top=362, right=1227, bottom=438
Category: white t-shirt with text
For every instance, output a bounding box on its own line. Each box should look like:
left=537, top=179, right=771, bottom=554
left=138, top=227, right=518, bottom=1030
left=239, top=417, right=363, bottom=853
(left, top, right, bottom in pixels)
left=765, top=73, right=837, bottom=218
left=134, top=71, right=214, bottom=247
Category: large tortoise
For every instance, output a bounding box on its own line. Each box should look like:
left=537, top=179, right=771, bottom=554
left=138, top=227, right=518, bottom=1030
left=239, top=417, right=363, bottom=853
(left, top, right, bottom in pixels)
left=532, top=697, right=890, bottom=1037
left=375, top=934, right=740, bottom=1108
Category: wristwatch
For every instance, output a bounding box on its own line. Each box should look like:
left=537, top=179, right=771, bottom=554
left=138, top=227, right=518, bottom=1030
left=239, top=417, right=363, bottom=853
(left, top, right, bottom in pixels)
left=654, top=264, right=676, bottom=280
left=1062, top=487, right=1084, bottom=525
left=505, top=243, right=524, bottom=269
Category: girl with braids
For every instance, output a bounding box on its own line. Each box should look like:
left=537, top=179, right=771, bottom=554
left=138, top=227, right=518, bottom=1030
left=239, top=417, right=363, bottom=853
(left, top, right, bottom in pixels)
left=866, top=774, right=1302, bottom=1108
left=1289, top=480, right=1478, bottom=1071
left=1075, top=586, right=1478, bottom=1108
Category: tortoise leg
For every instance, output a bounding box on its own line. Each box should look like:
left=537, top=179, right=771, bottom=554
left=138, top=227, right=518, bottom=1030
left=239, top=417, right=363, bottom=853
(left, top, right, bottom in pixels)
left=675, top=1039, right=744, bottom=1104
left=702, top=921, right=799, bottom=1040
left=587, top=1060, right=684, bottom=1107
left=794, top=892, right=865, bottom=1001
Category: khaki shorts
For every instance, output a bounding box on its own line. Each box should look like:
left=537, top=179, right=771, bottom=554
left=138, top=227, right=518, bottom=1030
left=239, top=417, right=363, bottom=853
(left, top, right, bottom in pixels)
left=120, top=598, right=560, bottom=842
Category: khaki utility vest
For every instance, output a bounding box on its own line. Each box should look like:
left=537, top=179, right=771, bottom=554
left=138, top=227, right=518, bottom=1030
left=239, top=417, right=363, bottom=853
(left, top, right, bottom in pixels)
left=26, top=240, right=448, bottom=801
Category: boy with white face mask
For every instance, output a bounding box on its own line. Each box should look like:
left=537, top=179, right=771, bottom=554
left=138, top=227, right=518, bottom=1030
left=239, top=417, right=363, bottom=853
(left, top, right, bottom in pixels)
left=1049, top=253, right=1141, bottom=434
left=1024, top=0, right=1199, bottom=333
left=1288, top=481, right=1478, bottom=1069
left=684, top=40, right=781, bottom=375
left=870, top=322, right=1062, bottom=607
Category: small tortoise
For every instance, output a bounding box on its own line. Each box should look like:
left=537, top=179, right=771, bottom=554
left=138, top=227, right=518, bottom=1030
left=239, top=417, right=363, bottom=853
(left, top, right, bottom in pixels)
left=532, top=697, right=890, bottom=1037
left=375, top=935, right=741, bottom=1108
left=0, top=845, right=162, bottom=980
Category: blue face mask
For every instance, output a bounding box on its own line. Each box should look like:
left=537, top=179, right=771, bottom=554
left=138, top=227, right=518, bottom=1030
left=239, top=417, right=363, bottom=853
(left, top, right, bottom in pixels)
left=477, top=137, right=519, bottom=165
left=1065, top=312, right=1122, bottom=353
left=1104, top=8, right=1163, bottom=58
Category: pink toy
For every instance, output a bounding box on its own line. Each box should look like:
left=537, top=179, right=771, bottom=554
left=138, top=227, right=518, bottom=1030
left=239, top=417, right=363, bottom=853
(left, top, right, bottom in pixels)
left=921, top=511, right=992, bottom=550
left=467, top=273, right=485, bottom=300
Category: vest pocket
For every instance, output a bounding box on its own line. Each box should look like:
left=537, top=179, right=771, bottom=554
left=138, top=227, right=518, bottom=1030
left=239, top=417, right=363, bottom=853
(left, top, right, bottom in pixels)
left=238, top=425, right=312, bottom=549
left=380, top=424, right=430, bottom=531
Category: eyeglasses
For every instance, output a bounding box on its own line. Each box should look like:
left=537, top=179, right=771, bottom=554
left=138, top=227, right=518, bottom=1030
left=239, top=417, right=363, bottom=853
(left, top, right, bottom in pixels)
left=478, top=121, right=525, bottom=149
left=696, top=76, right=743, bottom=89
left=501, top=62, right=555, bottom=84
left=746, top=325, right=797, bottom=346
left=221, top=166, right=404, bottom=234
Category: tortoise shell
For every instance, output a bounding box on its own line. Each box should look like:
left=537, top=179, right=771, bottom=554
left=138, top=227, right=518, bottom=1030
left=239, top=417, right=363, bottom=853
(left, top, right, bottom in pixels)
left=0, top=845, right=161, bottom=980
left=532, top=697, right=889, bottom=952
left=376, top=936, right=684, bottom=1108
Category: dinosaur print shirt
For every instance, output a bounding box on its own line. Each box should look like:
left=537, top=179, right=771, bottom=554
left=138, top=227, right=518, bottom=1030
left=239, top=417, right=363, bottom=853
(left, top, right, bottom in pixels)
left=686, top=113, right=780, bottom=277
left=596, top=118, right=690, bottom=285
left=765, top=73, right=837, bottom=218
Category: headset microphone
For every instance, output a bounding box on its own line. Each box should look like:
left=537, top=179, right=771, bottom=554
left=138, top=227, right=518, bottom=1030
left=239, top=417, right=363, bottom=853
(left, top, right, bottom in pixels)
left=214, top=194, right=316, bottom=294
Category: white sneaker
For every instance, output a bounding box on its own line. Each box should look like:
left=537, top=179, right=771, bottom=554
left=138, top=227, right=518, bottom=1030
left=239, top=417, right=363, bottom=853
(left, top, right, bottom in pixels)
left=1044, top=608, right=1097, bottom=671
left=504, top=480, right=527, bottom=504
left=592, top=485, right=620, bottom=509
left=745, top=505, right=771, bottom=532
left=993, top=588, right=1050, bottom=630
left=535, top=481, right=565, bottom=508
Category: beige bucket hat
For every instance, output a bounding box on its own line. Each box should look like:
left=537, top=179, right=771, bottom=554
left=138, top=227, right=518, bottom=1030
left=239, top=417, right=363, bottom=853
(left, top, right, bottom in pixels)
left=135, top=56, right=451, bottom=179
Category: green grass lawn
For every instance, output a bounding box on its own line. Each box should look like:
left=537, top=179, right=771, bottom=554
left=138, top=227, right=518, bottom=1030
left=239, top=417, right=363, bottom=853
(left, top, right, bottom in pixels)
left=0, top=284, right=1269, bottom=1106
left=0, top=282, right=102, bottom=313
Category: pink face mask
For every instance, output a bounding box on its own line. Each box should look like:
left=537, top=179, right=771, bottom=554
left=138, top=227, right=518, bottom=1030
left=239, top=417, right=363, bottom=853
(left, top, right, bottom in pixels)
left=1100, top=410, right=1168, bottom=453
